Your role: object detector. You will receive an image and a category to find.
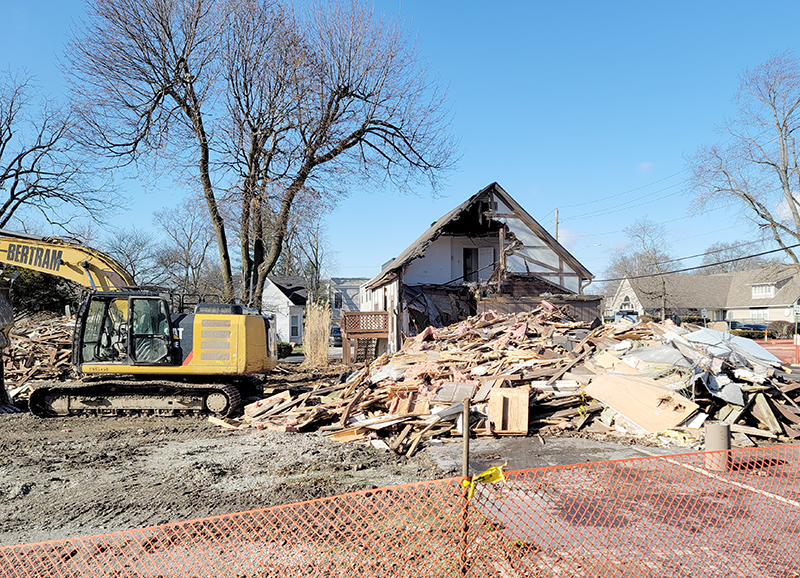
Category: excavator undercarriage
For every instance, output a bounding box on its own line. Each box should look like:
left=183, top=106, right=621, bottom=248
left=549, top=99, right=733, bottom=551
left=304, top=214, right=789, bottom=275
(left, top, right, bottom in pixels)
left=28, top=380, right=242, bottom=417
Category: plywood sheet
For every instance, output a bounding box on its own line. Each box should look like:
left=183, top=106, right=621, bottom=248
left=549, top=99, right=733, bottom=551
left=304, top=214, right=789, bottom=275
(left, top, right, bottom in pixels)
left=433, top=382, right=476, bottom=403
left=584, top=373, right=698, bottom=433
left=488, top=388, right=529, bottom=434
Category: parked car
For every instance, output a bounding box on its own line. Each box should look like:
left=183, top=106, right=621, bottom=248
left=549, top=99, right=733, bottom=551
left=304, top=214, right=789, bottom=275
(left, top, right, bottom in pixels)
left=739, top=323, right=767, bottom=332
left=329, top=325, right=342, bottom=347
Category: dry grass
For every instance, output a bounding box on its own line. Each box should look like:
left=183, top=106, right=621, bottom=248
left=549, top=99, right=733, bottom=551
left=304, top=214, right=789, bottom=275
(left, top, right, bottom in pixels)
left=302, top=300, right=331, bottom=368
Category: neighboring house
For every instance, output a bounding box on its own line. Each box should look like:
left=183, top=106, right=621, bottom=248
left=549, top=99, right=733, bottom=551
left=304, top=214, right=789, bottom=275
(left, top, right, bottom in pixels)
left=608, top=266, right=800, bottom=324
left=360, top=182, right=596, bottom=353
left=262, top=276, right=307, bottom=344
left=329, top=277, right=370, bottom=324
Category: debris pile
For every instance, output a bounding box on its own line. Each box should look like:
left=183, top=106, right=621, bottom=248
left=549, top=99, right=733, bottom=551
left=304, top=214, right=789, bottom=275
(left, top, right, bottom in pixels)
left=217, top=303, right=800, bottom=452
left=2, top=316, right=76, bottom=402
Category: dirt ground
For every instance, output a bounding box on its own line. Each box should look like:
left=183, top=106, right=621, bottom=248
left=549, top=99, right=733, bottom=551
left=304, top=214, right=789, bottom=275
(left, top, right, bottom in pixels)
left=0, top=366, right=450, bottom=546
left=0, top=365, right=689, bottom=548
left=0, top=412, right=450, bottom=546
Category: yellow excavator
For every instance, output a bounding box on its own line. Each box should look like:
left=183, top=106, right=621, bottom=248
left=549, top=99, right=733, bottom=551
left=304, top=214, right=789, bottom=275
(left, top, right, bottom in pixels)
left=0, top=229, right=277, bottom=417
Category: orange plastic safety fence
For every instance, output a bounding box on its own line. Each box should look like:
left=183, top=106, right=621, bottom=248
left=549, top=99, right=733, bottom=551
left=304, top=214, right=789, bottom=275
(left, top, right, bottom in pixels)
left=2, top=445, right=799, bottom=577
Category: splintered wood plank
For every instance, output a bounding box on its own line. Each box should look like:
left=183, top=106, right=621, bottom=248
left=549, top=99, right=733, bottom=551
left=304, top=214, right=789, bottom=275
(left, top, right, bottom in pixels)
left=396, top=393, right=429, bottom=416
left=729, top=423, right=776, bottom=439
left=772, top=399, right=800, bottom=425
left=488, top=388, right=528, bottom=435
left=751, top=393, right=783, bottom=435
left=245, top=390, right=291, bottom=419
left=328, top=427, right=369, bottom=442
left=208, top=416, right=246, bottom=429
left=584, top=373, right=698, bottom=433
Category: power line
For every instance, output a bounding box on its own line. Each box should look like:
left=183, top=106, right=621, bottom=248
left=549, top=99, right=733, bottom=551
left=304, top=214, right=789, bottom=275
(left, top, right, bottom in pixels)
left=567, top=180, right=689, bottom=221
left=559, top=204, right=731, bottom=240
left=655, top=238, right=765, bottom=266
left=557, top=169, right=687, bottom=210
left=593, top=243, right=800, bottom=283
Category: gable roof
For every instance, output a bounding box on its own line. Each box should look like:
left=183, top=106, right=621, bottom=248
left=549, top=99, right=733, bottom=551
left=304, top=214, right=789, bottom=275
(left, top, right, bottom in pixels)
left=626, top=273, right=732, bottom=310
left=725, top=266, right=800, bottom=307
left=622, top=265, right=800, bottom=311
left=366, top=182, right=592, bottom=290
left=268, top=276, right=308, bottom=306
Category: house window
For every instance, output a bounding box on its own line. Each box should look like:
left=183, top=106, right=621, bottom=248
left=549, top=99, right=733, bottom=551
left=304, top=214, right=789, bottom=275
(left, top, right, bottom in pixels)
left=620, top=296, right=634, bottom=311
left=750, top=308, right=768, bottom=322
left=333, top=292, right=343, bottom=309
left=290, top=315, right=300, bottom=338
left=752, top=284, right=774, bottom=299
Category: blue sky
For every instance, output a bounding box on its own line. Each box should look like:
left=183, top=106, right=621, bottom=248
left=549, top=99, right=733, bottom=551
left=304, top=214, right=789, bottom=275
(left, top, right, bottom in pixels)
left=3, top=1, right=800, bottom=287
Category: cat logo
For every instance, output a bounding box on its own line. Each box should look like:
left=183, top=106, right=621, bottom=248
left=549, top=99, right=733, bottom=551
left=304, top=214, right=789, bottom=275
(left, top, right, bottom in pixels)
left=3, top=243, right=63, bottom=272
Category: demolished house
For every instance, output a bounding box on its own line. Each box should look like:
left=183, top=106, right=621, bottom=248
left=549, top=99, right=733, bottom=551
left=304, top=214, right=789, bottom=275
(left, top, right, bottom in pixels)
left=6, top=310, right=800, bottom=450
left=357, top=183, right=599, bottom=353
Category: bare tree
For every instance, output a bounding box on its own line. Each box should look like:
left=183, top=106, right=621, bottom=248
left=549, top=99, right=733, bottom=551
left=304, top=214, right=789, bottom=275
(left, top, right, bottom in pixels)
left=103, top=227, right=167, bottom=285
left=297, top=217, right=330, bottom=303
left=68, top=0, right=454, bottom=308
left=66, top=0, right=236, bottom=299
left=688, top=51, right=800, bottom=264
left=603, top=218, right=679, bottom=320
left=153, top=197, right=219, bottom=296
left=0, top=70, right=113, bottom=231
left=698, top=240, right=769, bottom=274
left=223, top=0, right=455, bottom=307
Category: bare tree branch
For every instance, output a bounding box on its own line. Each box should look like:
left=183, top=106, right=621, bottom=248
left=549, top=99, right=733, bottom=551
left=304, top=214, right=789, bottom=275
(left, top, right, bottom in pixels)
left=688, top=50, right=800, bottom=264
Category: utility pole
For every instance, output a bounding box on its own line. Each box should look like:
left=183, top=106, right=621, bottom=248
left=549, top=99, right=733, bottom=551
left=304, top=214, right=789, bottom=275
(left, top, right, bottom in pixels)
left=554, top=208, right=559, bottom=241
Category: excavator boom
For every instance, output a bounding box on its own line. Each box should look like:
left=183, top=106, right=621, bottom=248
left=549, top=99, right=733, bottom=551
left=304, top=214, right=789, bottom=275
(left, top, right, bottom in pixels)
left=0, top=229, right=134, bottom=291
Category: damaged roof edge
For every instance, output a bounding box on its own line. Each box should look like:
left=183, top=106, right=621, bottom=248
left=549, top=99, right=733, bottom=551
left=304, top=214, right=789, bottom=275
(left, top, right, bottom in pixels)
left=365, top=182, right=593, bottom=291
left=365, top=185, right=491, bottom=290
left=491, top=183, right=593, bottom=281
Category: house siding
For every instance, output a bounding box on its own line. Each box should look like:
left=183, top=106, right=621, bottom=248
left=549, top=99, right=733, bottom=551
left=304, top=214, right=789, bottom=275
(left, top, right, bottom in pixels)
left=262, top=282, right=304, bottom=344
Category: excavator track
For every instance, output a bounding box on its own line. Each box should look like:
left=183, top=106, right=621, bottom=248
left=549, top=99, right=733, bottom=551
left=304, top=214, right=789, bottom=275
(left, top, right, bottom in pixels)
left=28, top=381, right=241, bottom=418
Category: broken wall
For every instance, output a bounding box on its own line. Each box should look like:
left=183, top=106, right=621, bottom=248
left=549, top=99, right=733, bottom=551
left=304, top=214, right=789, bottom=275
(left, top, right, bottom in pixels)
left=478, top=294, right=602, bottom=323
left=492, top=197, right=582, bottom=292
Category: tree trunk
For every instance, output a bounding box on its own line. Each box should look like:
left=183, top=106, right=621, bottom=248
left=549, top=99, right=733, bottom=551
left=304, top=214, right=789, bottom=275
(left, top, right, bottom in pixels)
left=252, top=163, right=313, bottom=306
left=239, top=192, right=253, bottom=304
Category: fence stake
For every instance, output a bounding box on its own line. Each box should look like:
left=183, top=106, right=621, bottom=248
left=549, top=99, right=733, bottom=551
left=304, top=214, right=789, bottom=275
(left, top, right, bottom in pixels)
left=461, top=397, right=470, bottom=577
left=462, top=397, right=470, bottom=478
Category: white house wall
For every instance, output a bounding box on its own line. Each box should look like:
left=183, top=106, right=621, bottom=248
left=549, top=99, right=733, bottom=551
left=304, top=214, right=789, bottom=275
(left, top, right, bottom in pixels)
left=361, top=278, right=401, bottom=352
left=403, top=235, right=499, bottom=286
left=404, top=237, right=453, bottom=284
left=261, top=283, right=303, bottom=344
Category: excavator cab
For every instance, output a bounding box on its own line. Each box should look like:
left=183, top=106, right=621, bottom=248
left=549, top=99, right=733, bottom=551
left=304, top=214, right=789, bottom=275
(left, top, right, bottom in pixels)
left=76, top=292, right=174, bottom=367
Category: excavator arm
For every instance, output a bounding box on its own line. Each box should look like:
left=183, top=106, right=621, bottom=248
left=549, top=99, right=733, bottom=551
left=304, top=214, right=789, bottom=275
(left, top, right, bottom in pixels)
left=0, top=229, right=135, bottom=290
